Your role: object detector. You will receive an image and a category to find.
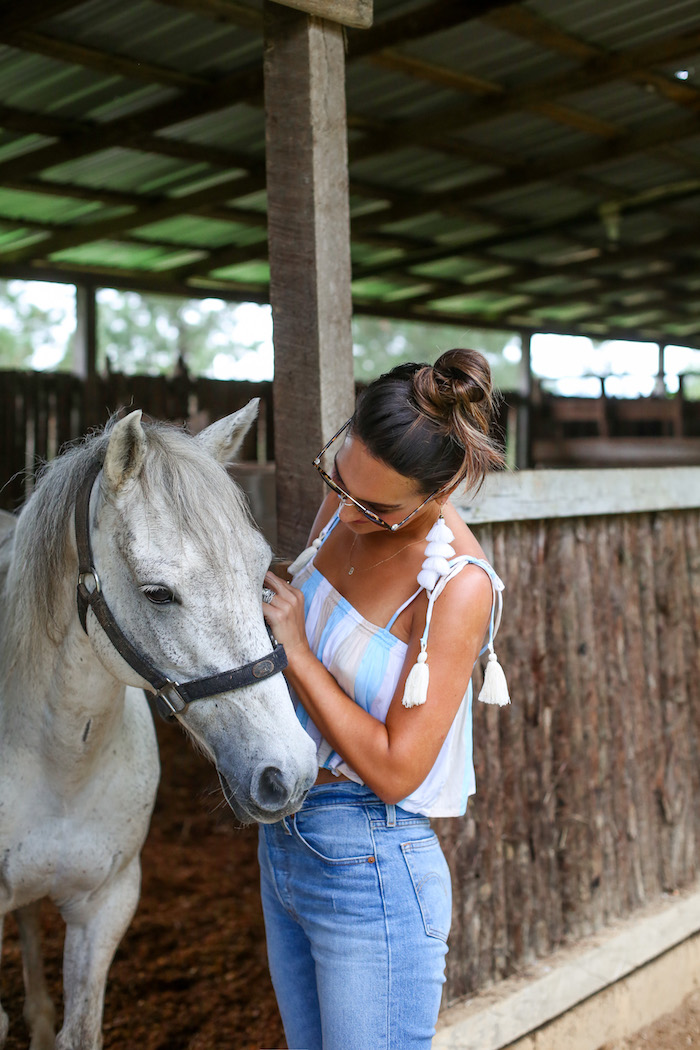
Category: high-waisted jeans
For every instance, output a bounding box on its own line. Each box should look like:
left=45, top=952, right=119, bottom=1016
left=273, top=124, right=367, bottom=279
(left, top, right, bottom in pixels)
left=258, top=782, right=451, bottom=1050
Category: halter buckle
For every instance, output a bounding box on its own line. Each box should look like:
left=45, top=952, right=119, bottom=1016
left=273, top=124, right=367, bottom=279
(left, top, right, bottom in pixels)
left=154, top=680, right=186, bottom=719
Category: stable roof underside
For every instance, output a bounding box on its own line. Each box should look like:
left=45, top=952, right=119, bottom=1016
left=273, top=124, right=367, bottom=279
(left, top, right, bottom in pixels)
left=0, top=0, right=699, bottom=347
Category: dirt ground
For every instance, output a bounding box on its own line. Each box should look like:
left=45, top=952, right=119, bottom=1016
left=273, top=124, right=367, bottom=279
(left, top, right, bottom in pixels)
left=1, top=718, right=699, bottom=1050
left=1, top=718, right=285, bottom=1050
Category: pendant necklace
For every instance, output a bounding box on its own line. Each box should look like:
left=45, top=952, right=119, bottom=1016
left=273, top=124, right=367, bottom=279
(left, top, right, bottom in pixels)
left=347, top=534, right=420, bottom=575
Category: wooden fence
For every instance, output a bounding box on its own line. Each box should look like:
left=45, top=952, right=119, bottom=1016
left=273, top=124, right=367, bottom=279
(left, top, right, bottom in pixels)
left=3, top=369, right=700, bottom=1012
left=0, top=370, right=273, bottom=511
left=438, top=474, right=700, bottom=1006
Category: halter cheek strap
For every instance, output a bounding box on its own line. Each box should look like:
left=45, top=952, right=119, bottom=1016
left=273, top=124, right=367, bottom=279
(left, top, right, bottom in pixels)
left=74, top=457, right=287, bottom=722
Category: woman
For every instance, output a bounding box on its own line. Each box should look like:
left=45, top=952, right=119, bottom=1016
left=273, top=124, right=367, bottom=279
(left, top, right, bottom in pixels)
left=260, top=348, right=508, bottom=1050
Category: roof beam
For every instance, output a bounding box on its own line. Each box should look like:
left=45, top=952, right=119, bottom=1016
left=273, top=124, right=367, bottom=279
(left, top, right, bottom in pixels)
left=0, top=0, right=83, bottom=33
left=153, top=0, right=264, bottom=32
left=350, top=28, right=700, bottom=164
left=486, top=6, right=700, bottom=114
left=0, top=28, right=210, bottom=90
left=0, top=174, right=259, bottom=263
left=0, top=254, right=696, bottom=349
left=0, top=61, right=265, bottom=184
left=346, top=0, right=519, bottom=58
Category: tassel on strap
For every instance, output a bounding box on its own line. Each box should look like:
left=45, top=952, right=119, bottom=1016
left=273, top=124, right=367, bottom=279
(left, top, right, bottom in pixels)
left=478, top=648, right=510, bottom=706
left=417, top=515, right=456, bottom=592
left=287, top=537, right=323, bottom=576
left=402, top=649, right=429, bottom=708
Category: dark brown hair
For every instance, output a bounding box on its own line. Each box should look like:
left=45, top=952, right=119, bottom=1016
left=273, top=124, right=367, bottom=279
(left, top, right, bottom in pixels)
left=351, top=348, right=504, bottom=494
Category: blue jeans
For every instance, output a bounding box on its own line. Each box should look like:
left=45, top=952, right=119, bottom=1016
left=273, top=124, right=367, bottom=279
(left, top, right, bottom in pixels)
left=258, top=782, right=451, bottom=1050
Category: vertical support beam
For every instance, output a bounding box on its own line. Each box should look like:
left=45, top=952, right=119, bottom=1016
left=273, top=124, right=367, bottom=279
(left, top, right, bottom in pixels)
left=74, top=283, right=97, bottom=381
left=264, top=3, right=356, bottom=557
left=516, top=331, right=532, bottom=470
left=654, top=343, right=667, bottom=396
left=75, top=282, right=99, bottom=433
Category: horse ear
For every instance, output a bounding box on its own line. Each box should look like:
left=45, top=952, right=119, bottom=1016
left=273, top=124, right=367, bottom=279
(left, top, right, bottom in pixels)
left=103, top=410, right=147, bottom=490
left=195, top=399, right=259, bottom=465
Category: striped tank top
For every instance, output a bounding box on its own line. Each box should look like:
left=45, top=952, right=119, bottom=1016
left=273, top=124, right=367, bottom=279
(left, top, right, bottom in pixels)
left=290, top=512, right=503, bottom=818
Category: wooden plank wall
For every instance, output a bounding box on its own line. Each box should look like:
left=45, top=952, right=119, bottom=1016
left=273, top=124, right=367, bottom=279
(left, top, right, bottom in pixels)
left=436, top=509, right=700, bottom=1005
left=0, top=370, right=273, bottom=510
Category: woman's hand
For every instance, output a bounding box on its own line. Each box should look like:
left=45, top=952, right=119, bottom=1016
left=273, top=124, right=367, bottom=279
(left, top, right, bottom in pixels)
left=262, top=571, right=310, bottom=658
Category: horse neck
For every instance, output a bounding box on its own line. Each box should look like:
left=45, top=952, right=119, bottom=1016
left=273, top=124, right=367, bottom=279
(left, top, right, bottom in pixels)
left=1, top=541, right=127, bottom=775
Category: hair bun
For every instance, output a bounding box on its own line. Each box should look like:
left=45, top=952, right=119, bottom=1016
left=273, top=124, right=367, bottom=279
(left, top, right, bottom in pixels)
left=353, top=347, right=504, bottom=497
left=435, top=362, right=486, bottom=403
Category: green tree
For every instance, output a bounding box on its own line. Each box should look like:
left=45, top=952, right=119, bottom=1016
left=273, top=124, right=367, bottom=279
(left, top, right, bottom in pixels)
left=96, top=290, right=259, bottom=376
left=0, top=279, right=74, bottom=370
left=351, top=314, right=520, bottom=389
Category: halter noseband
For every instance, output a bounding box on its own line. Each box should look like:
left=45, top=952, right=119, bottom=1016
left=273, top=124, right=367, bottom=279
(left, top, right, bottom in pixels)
left=74, top=457, right=287, bottom=722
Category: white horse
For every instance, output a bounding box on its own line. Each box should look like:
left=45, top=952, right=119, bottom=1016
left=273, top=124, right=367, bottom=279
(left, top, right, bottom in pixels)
left=0, top=402, right=317, bottom=1050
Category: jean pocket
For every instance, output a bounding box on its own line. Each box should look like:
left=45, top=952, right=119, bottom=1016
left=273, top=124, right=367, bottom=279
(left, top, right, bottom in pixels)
left=292, top=811, right=375, bottom=866
left=401, top=834, right=452, bottom=941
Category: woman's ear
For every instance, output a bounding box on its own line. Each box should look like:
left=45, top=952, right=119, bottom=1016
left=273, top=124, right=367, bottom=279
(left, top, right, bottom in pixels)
left=436, top=486, right=458, bottom=505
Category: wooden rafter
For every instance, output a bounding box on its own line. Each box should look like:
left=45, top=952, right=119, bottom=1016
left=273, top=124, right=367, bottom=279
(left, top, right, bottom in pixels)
left=0, top=0, right=696, bottom=344
left=0, top=0, right=83, bottom=34
left=0, top=29, right=211, bottom=90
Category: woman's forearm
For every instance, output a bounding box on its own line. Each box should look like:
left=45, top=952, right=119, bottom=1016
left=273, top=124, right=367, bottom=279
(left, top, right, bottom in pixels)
left=283, top=647, right=421, bottom=803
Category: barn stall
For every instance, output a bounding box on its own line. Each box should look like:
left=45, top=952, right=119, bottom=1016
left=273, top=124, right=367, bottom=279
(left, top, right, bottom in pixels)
left=1, top=1, right=700, bottom=1048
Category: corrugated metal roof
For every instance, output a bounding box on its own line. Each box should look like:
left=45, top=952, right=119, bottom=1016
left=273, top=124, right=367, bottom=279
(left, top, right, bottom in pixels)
left=0, top=0, right=696, bottom=347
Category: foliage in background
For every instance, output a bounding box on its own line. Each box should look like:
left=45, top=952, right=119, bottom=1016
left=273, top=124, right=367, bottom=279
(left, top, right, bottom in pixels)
left=350, top=315, right=520, bottom=388
left=0, top=280, right=76, bottom=371
left=0, top=279, right=699, bottom=398
left=96, top=289, right=261, bottom=376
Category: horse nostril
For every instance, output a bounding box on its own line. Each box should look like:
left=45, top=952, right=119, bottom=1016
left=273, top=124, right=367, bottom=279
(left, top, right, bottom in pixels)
left=251, top=764, right=291, bottom=811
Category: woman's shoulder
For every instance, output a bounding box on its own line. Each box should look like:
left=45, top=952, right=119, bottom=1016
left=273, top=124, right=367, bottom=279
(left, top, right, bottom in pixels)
left=435, top=508, right=496, bottom=609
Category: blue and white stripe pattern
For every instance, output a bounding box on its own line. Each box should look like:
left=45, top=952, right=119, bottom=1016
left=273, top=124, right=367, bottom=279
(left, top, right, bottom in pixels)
left=290, top=514, right=501, bottom=817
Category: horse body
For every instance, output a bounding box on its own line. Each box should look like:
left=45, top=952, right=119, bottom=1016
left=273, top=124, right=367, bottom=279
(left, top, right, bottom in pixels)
left=0, top=403, right=317, bottom=1049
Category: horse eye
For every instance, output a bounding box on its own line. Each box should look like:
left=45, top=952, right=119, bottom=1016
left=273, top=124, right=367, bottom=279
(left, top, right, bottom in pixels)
left=141, top=585, right=177, bottom=606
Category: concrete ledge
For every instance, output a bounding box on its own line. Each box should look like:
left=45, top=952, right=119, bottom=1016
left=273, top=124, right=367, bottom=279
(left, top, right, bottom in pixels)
left=453, top=466, right=700, bottom=524
left=434, top=887, right=700, bottom=1050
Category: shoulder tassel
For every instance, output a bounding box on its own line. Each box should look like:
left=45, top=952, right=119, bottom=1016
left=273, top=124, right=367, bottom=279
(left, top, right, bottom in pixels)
left=402, top=650, right=429, bottom=708
left=287, top=536, right=322, bottom=576
left=478, top=648, right=510, bottom=706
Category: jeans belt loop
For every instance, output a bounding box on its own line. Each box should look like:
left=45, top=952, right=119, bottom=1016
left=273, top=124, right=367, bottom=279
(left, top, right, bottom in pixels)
left=385, top=803, right=396, bottom=827
left=282, top=816, right=292, bottom=835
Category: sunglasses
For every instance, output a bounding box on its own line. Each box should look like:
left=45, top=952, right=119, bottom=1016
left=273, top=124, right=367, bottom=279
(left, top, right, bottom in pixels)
left=313, top=419, right=443, bottom=532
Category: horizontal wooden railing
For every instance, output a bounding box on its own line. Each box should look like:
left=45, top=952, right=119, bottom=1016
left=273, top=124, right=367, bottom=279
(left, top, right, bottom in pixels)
left=0, top=370, right=273, bottom=511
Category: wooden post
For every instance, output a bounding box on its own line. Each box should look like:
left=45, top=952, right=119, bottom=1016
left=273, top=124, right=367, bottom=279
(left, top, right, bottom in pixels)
left=654, top=343, right=667, bottom=396
left=264, top=2, right=356, bottom=557
left=75, top=282, right=100, bottom=431
left=74, top=283, right=97, bottom=382
left=516, top=331, right=532, bottom=470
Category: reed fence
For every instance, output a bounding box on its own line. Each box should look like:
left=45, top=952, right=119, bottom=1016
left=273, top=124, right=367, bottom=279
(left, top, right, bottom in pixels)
left=438, top=504, right=700, bottom=1004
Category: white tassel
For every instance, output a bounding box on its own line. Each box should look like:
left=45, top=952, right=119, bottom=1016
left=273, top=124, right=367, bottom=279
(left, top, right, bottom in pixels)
left=402, top=651, right=429, bottom=708
left=424, top=541, right=455, bottom=559
left=478, top=650, right=510, bottom=706
left=422, top=554, right=451, bottom=576
left=287, top=536, right=323, bottom=576
left=417, top=567, right=440, bottom=591
left=417, top=514, right=456, bottom=594
left=426, top=516, right=455, bottom=545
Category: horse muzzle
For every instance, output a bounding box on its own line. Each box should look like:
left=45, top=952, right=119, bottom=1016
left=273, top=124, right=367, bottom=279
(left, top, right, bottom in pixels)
left=218, top=760, right=315, bottom=824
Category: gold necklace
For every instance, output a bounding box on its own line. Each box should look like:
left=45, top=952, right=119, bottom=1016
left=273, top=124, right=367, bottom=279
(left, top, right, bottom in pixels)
left=346, top=534, right=420, bottom=575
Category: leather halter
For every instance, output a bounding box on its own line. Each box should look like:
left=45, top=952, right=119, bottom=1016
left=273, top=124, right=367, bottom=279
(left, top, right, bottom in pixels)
left=74, top=457, right=287, bottom=721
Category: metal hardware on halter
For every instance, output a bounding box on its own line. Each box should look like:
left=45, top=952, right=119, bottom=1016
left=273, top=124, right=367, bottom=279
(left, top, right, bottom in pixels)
left=154, top=680, right=187, bottom=720
left=74, top=455, right=288, bottom=723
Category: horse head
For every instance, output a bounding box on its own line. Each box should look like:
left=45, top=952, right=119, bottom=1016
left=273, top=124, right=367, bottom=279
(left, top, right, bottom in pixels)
left=82, top=403, right=317, bottom=823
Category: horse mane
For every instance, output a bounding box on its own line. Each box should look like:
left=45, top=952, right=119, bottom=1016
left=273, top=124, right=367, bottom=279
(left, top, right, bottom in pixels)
left=1, top=418, right=259, bottom=671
